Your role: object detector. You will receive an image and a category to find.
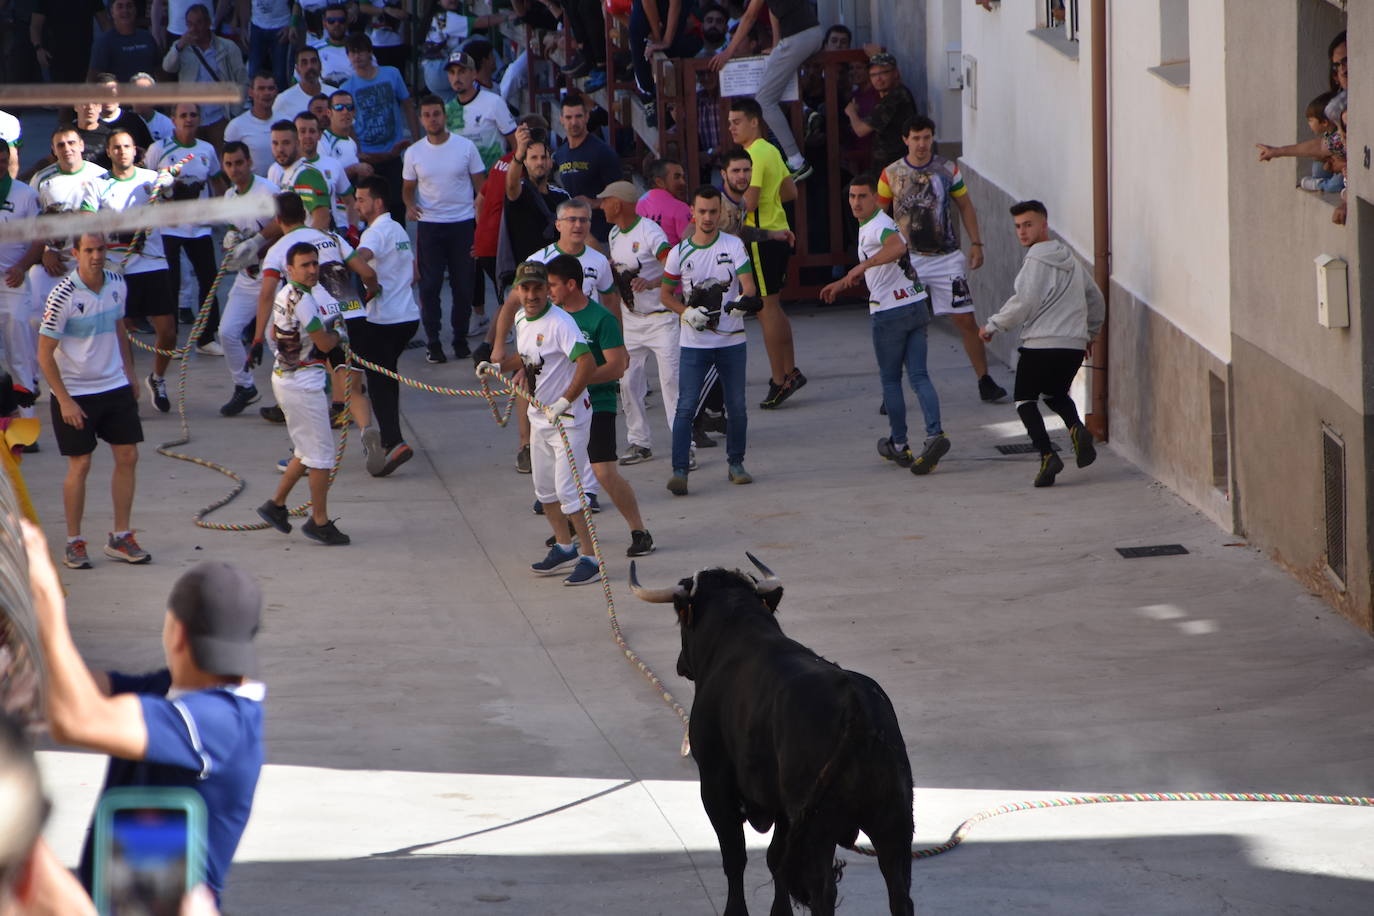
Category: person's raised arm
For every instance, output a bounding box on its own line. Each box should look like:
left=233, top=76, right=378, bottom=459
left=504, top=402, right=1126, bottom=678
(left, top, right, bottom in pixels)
left=1256, top=138, right=1324, bottom=161
left=506, top=125, right=530, bottom=200
left=23, top=521, right=149, bottom=760
left=711, top=0, right=766, bottom=69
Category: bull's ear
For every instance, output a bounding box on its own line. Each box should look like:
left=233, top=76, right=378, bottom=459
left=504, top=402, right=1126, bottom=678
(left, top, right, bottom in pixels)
left=673, top=595, right=693, bottom=627
left=760, top=586, right=783, bottom=613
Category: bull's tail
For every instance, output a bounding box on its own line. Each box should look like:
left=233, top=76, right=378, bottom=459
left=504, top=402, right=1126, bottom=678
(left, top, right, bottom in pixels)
left=781, top=690, right=860, bottom=908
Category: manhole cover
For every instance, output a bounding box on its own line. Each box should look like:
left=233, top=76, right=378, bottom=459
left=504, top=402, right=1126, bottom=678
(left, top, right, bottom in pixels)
left=1116, top=544, right=1189, bottom=559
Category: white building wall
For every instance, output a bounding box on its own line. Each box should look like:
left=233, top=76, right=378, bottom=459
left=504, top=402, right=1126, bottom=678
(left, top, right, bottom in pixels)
left=925, top=0, right=964, bottom=143
left=1108, top=0, right=1232, bottom=362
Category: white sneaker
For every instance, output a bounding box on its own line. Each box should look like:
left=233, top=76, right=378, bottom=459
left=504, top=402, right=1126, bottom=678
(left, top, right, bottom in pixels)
left=469, top=311, right=491, bottom=334
left=1299, top=177, right=1325, bottom=191
left=196, top=340, right=225, bottom=356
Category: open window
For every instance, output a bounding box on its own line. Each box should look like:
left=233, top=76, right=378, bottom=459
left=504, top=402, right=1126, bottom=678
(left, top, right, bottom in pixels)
left=1149, top=0, right=1190, bottom=88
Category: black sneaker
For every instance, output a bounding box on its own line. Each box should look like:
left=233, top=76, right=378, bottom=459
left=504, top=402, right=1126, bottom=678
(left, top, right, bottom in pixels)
left=759, top=378, right=784, bottom=409
left=1034, top=451, right=1065, bottom=487
left=471, top=341, right=493, bottom=366
left=701, top=410, right=726, bottom=434
left=877, top=437, right=914, bottom=468
left=911, top=433, right=951, bottom=476
left=545, top=520, right=578, bottom=548
left=453, top=343, right=472, bottom=360
left=586, top=493, right=601, bottom=513
left=561, top=55, right=590, bottom=77
left=145, top=373, right=170, bottom=413
left=329, top=402, right=350, bottom=428
left=627, top=529, right=655, bottom=557
left=643, top=100, right=658, bottom=129
left=178, top=307, right=195, bottom=325
left=219, top=385, right=260, bottom=416
left=260, top=405, right=286, bottom=423
left=515, top=444, right=531, bottom=474
left=302, top=517, right=351, bottom=545
left=426, top=342, right=447, bottom=364
left=130, top=318, right=155, bottom=335
left=532, top=498, right=544, bottom=515
left=978, top=374, right=1008, bottom=402
left=1069, top=424, right=1097, bottom=468
left=692, top=421, right=717, bottom=448
left=789, top=161, right=814, bottom=183
left=768, top=368, right=807, bottom=408
left=256, top=500, right=291, bottom=533
left=619, top=444, right=652, bottom=465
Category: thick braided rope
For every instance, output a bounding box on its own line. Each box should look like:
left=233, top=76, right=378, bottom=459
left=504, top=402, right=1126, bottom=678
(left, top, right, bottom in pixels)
left=843, top=790, right=1374, bottom=861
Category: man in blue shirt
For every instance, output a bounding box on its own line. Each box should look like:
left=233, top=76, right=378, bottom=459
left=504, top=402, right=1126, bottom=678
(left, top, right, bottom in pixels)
left=552, top=94, right=621, bottom=244
left=343, top=32, right=418, bottom=226
left=23, top=522, right=266, bottom=903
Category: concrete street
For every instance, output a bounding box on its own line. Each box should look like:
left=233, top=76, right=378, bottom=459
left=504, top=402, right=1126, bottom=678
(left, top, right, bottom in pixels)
left=29, top=307, right=1374, bottom=915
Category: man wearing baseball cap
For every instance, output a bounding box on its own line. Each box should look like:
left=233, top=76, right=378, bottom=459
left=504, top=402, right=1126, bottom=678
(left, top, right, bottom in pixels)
left=22, top=520, right=266, bottom=902
left=843, top=50, right=920, bottom=173
left=444, top=50, right=516, bottom=171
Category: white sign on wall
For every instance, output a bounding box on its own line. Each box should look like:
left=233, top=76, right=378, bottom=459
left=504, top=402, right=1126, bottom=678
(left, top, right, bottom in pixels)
left=718, top=56, right=799, bottom=103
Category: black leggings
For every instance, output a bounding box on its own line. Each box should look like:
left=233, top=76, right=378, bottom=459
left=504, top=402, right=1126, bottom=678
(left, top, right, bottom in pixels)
left=353, top=318, right=419, bottom=450
left=163, top=235, right=219, bottom=347
left=1013, top=347, right=1084, bottom=455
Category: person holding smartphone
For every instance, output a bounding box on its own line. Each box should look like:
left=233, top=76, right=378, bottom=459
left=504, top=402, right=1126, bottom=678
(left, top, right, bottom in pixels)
left=22, top=522, right=266, bottom=904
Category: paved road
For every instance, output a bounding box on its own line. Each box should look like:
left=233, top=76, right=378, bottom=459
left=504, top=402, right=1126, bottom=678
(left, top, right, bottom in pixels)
left=28, top=306, right=1374, bottom=915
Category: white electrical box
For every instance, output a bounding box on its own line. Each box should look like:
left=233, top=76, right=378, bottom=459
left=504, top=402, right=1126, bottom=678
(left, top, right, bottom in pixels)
left=962, top=54, right=977, bottom=109
left=1315, top=253, right=1349, bottom=329
left=946, top=46, right=963, bottom=90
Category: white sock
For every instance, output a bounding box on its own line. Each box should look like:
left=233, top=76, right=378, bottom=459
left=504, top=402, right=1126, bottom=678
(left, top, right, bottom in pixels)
left=786, top=154, right=806, bottom=170
left=113, top=530, right=132, bottom=540
left=555, top=541, right=574, bottom=551
left=67, top=535, right=82, bottom=544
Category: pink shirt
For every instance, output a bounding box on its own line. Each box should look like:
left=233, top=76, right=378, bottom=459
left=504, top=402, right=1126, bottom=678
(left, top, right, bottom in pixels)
left=636, top=189, right=692, bottom=246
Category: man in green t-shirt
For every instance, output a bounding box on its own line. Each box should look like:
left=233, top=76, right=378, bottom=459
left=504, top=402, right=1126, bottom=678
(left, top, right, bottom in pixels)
left=725, top=97, right=806, bottom=410
left=545, top=254, right=655, bottom=558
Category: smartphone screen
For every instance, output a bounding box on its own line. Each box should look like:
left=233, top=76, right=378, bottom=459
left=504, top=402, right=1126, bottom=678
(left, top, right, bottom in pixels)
left=104, top=808, right=189, bottom=915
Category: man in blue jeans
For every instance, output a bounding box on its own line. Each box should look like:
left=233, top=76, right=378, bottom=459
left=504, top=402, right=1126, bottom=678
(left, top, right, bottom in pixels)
left=660, top=186, right=761, bottom=496
left=822, top=174, right=951, bottom=475
left=247, top=0, right=293, bottom=93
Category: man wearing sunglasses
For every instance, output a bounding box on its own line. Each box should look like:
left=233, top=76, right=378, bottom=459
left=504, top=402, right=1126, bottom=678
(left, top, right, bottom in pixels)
left=317, top=3, right=359, bottom=86
left=323, top=90, right=375, bottom=187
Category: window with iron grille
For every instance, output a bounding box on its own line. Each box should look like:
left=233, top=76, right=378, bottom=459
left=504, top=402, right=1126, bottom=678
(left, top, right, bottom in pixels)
left=1322, top=426, right=1346, bottom=583
left=1044, top=0, right=1079, bottom=43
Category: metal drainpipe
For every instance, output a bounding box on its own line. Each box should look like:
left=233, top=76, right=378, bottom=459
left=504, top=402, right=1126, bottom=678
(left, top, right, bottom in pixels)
left=1086, top=0, right=1111, bottom=442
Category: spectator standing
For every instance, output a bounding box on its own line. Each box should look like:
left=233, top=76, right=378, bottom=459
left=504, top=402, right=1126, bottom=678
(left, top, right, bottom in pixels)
left=403, top=95, right=487, bottom=363
left=93, top=74, right=154, bottom=160
left=87, top=0, right=161, bottom=83
left=821, top=174, right=950, bottom=476
left=500, top=124, right=571, bottom=289
left=29, top=129, right=106, bottom=341
left=0, top=142, right=41, bottom=402
left=697, top=4, right=728, bottom=56
left=254, top=242, right=353, bottom=545
left=85, top=131, right=179, bottom=411
left=629, top=0, right=702, bottom=125
left=131, top=73, right=177, bottom=146
left=274, top=45, right=339, bottom=121
left=37, top=234, right=149, bottom=569
left=444, top=51, right=517, bottom=169
left=353, top=176, right=420, bottom=476
left=69, top=102, right=114, bottom=170
left=693, top=6, right=732, bottom=164
left=343, top=32, right=418, bottom=226
left=980, top=200, right=1103, bottom=488
left=225, top=73, right=282, bottom=179
left=661, top=186, right=760, bottom=496
left=548, top=0, right=609, bottom=91
left=725, top=97, right=804, bottom=409
left=30, top=0, right=109, bottom=86
left=636, top=158, right=691, bottom=246
left=315, top=3, right=356, bottom=84
left=323, top=88, right=374, bottom=186
left=161, top=4, right=248, bottom=148
left=545, top=254, right=655, bottom=559
left=420, top=0, right=513, bottom=100
left=601, top=181, right=677, bottom=467
left=553, top=94, right=621, bottom=244
left=24, top=527, right=266, bottom=902
left=145, top=104, right=223, bottom=345
left=361, top=0, right=410, bottom=72
left=216, top=141, right=281, bottom=417
left=879, top=116, right=1006, bottom=402
left=845, top=51, right=919, bottom=173
left=150, top=0, right=202, bottom=48
left=711, top=0, right=822, bottom=182
left=247, top=0, right=293, bottom=93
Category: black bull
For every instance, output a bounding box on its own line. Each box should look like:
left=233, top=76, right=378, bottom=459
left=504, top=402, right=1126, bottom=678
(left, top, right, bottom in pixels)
left=631, top=556, right=915, bottom=916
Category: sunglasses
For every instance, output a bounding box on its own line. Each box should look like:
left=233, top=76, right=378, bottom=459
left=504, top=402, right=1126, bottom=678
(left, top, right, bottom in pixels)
left=325, top=16, right=346, bottom=23
left=332, top=103, right=355, bottom=111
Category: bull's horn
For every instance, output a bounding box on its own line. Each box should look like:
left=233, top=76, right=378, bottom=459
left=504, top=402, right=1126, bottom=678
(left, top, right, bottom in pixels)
left=629, top=561, right=685, bottom=603
left=745, top=552, right=783, bottom=593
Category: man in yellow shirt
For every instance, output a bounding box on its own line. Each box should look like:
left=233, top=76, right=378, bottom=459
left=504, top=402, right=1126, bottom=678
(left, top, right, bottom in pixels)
left=725, top=98, right=805, bottom=409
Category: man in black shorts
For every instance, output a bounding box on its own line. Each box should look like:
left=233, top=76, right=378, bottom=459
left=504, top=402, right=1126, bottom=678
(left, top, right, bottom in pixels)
left=545, top=255, right=655, bottom=557
left=37, top=234, right=149, bottom=570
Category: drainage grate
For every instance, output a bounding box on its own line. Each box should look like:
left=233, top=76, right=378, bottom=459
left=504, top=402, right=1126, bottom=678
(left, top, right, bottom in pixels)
left=995, top=442, right=1061, bottom=455
left=1116, top=544, right=1189, bottom=559
left=1323, top=427, right=1346, bottom=583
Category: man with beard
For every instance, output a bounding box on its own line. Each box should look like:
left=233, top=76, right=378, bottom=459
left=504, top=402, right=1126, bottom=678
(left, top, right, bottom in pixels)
left=274, top=45, right=339, bottom=122
left=225, top=73, right=280, bottom=180
left=265, top=119, right=334, bottom=232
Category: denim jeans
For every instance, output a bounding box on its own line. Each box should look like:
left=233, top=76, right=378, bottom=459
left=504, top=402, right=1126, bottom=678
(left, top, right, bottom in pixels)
left=871, top=303, right=942, bottom=444
left=248, top=25, right=292, bottom=97
left=416, top=220, right=476, bottom=350
left=672, top=342, right=747, bottom=471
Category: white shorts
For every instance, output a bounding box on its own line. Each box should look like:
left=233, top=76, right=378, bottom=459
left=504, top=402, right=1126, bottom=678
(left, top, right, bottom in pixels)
left=530, top=416, right=591, bottom=516
left=913, top=250, right=974, bottom=316
left=272, top=375, right=334, bottom=470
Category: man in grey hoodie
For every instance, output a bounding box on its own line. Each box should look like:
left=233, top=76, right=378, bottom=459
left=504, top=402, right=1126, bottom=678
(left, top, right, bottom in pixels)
left=980, top=200, right=1105, bottom=487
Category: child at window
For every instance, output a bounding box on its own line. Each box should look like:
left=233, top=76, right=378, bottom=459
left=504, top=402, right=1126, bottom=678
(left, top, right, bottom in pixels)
left=1299, top=91, right=1345, bottom=192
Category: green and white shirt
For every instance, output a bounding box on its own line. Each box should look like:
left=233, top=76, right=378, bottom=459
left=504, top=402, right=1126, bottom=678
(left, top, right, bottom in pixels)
left=858, top=209, right=926, bottom=314
left=83, top=167, right=166, bottom=275
left=444, top=88, right=516, bottom=170
left=271, top=281, right=342, bottom=391
left=608, top=216, right=671, bottom=315
left=143, top=137, right=221, bottom=239
left=268, top=157, right=335, bottom=220
left=514, top=302, right=592, bottom=427
left=663, top=230, right=754, bottom=349
left=532, top=243, right=616, bottom=304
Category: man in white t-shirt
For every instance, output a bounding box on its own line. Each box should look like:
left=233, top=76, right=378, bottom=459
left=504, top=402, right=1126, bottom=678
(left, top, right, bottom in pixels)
left=351, top=176, right=420, bottom=477
left=0, top=109, right=20, bottom=179
left=216, top=141, right=281, bottom=417
left=144, top=103, right=222, bottom=345
left=254, top=242, right=351, bottom=546
left=222, top=73, right=279, bottom=180
left=37, top=234, right=148, bottom=570
left=600, top=181, right=676, bottom=466
left=661, top=186, right=760, bottom=496
left=443, top=51, right=516, bottom=170
left=273, top=46, right=339, bottom=122
left=402, top=94, right=486, bottom=364
left=0, top=142, right=41, bottom=402
left=822, top=173, right=950, bottom=476
left=477, top=261, right=599, bottom=586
